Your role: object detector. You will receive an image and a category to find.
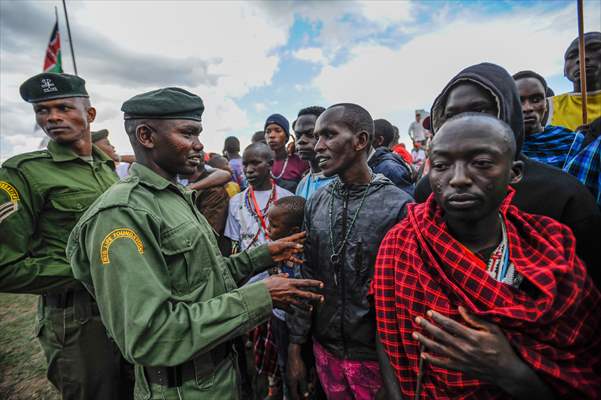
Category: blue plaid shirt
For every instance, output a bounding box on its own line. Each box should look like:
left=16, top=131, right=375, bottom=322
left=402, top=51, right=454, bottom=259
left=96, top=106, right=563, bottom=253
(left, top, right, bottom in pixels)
left=522, top=125, right=576, bottom=168
left=564, top=133, right=601, bottom=208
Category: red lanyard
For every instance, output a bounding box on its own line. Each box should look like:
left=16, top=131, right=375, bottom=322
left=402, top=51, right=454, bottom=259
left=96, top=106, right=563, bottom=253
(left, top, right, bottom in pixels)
left=248, top=182, right=277, bottom=240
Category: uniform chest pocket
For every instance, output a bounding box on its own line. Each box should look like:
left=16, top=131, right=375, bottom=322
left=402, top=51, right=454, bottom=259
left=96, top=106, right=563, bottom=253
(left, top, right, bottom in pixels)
left=48, top=191, right=99, bottom=225
left=160, top=221, right=208, bottom=293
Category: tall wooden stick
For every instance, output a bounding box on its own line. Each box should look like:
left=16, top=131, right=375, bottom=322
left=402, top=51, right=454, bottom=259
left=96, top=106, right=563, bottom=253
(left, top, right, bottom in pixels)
left=62, top=0, right=78, bottom=76
left=577, top=0, right=587, bottom=125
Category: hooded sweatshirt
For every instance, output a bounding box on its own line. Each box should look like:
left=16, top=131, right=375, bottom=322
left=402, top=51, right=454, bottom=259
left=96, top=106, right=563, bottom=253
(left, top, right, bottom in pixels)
left=287, top=173, right=413, bottom=360
left=414, top=63, right=601, bottom=286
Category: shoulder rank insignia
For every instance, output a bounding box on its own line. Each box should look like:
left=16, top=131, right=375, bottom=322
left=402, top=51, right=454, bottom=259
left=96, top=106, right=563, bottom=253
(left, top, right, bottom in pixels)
left=0, top=181, right=20, bottom=223
left=101, top=228, right=144, bottom=264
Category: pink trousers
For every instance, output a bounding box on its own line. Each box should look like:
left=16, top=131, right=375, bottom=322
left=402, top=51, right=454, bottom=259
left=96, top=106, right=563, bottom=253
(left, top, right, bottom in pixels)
left=313, top=340, right=383, bottom=400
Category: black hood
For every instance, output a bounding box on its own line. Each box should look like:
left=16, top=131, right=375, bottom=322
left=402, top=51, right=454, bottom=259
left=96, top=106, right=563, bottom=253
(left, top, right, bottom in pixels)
left=430, top=62, right=524, bottom=153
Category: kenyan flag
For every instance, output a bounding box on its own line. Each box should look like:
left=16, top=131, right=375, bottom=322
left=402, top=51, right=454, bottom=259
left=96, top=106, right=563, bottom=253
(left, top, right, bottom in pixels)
left=43, top=19, right=63, bottom=73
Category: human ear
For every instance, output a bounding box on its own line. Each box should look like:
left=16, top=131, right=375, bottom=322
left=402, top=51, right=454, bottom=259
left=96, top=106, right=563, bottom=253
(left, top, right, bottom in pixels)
left=136, top=124, right=155, bottom=149
left=355, top=130, right=369, bottom=152
left=509, top=160, right=524, bottom=185
left=86, top=106, right=96, bottom=123
left=290, top=226, right=301, bottom=234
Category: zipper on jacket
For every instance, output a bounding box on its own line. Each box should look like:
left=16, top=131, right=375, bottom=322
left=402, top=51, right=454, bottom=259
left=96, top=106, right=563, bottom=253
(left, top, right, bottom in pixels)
left=340, top=190, right=349, bottom=358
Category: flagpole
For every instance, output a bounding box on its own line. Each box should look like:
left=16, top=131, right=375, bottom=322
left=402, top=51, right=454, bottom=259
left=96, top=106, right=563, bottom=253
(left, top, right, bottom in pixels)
left=62, top=0, right=78, bottom=76
left=577, top=0, right=587, bottom=125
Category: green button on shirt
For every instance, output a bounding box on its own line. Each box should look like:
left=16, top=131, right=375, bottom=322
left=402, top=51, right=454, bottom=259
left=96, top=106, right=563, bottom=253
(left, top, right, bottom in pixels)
left=66, top=163, right=274, bottom=369
left=0, top=140, right=117, bottom=293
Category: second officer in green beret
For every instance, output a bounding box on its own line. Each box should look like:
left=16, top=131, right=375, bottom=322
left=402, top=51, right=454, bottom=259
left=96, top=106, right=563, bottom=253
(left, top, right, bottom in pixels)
left=67, top=87, right=324, bottom=399
left=0, top=72, right=132, bottom=399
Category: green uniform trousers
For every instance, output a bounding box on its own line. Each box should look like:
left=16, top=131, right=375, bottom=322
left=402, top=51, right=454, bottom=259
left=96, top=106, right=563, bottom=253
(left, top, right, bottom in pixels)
left=135, top=354, right=240, bottom=400
left=37, top=291, right=134, bottom=400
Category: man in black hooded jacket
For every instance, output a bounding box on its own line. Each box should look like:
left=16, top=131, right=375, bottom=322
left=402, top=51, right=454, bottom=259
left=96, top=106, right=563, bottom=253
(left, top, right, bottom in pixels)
left=414, top=62, right=601, bottom=287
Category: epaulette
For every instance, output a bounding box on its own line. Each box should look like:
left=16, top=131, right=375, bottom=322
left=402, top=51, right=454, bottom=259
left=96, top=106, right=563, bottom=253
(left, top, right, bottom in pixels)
left=76, top=176, right=141, bottom=226
left=97, top=175, right=141, bottom=209
left=2, top=150, right=51, bottom=168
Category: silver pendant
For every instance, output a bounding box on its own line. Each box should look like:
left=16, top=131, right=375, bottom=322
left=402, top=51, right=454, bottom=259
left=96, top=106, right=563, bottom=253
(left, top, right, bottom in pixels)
left=330, top=254, right=341, bottom=265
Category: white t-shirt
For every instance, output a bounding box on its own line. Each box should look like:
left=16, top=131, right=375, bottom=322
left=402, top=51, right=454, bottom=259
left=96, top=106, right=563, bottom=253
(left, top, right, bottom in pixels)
left=224, top=185, right=293, bottom=251
left=408, top=121, right=426, bottom=142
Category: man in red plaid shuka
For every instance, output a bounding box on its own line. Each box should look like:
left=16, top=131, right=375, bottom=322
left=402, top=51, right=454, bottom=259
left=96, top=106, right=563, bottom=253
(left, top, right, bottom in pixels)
left=373, top=113, right=601, bottom=399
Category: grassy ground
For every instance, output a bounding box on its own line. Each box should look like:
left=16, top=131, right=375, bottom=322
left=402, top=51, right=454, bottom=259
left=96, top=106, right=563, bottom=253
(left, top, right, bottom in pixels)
left=0, top=293, right=59, bottom=399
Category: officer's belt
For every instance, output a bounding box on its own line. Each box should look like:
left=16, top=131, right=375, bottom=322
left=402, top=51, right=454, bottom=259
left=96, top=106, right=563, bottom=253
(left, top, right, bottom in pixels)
left=43, top=289, right=99, bottom=315
left=144, top=342, right=232, bottom=388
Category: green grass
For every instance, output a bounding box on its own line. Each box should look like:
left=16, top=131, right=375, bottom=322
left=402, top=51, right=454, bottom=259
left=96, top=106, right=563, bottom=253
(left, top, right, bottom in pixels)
left=0, top=293, right=59, bottom=399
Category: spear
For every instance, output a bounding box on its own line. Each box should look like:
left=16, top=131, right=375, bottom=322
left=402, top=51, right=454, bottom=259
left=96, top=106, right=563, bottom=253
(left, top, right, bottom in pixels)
left=577, top=0, right=587, bottom=125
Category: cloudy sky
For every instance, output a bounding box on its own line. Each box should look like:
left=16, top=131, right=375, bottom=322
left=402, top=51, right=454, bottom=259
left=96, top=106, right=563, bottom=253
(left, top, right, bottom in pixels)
left=1, top=0, right=600, bottom=161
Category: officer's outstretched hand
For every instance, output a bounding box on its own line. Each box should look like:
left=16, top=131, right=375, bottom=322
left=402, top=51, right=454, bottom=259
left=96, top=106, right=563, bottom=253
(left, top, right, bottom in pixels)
left=267, top=231, right=306, bottom=264
left=264, top=273, right=323, bottom=312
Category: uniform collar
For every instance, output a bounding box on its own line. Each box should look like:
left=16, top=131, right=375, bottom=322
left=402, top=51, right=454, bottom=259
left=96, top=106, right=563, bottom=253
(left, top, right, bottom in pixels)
left=129, top=162, right=179, bottom=191
left=46, top=139, right=115, bottom=167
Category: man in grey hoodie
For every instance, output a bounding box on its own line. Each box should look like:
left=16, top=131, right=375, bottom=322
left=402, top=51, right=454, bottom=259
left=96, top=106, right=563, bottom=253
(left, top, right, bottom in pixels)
left=286, top=103, right=413, bottom=400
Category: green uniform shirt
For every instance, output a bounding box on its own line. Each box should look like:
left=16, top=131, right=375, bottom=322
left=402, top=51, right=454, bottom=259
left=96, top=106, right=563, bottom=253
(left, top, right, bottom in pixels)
left=67, top=163, right=273, bottom=368
left=0, top=140, right=117, bottom=293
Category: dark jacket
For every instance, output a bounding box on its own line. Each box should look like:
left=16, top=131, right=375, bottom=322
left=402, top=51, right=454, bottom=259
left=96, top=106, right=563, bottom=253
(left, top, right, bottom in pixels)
left=368, top=147, right=415, bottom=197
left=288, top=174, right=413, bottom=360
left=416, top=62, right=601, bottom=286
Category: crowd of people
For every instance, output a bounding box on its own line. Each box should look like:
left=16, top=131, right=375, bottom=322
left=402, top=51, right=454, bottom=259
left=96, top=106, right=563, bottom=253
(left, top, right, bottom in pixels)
left=1, top=31, right=600, bottom=400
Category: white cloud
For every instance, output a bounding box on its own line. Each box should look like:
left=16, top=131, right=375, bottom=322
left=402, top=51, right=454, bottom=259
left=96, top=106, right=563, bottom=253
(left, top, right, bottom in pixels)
left=312, top=1, right=601, bottom=146
left=0, top=1, right=293, bottom=160
left=293, top=47, right=329, bottom=65
left=357, top=0, right=414, bottom=26
left=254, top=102, right=267, bottom=112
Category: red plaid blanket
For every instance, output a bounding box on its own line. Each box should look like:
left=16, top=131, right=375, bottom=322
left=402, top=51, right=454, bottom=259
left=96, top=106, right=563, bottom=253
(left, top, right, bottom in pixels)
left=373, top=189, right=601, bottom=399
left=249, top=319, right=279, bottom=378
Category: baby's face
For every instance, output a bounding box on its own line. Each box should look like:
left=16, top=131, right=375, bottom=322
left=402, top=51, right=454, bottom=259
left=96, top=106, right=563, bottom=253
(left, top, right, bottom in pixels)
left=267, top=206, right=292, bottom=240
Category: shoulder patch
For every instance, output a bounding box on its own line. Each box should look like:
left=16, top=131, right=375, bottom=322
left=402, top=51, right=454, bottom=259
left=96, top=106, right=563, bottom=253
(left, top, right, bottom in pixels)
left=100, top=228, right=144, bottom=264
left=2, top=150, right=50, bottom=168
left=0, top=181, right=20, bottom=202
left=0, top=181, right=20, bottom=223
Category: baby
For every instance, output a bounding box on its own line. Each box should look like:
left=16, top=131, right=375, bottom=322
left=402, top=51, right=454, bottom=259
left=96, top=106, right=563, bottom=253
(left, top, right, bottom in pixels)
left=266, top=195, right=306, bottom=398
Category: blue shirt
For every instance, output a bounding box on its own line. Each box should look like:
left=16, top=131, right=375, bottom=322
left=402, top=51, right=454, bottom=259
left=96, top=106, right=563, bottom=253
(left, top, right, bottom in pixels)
left=295, top=171, right=335, bottom=199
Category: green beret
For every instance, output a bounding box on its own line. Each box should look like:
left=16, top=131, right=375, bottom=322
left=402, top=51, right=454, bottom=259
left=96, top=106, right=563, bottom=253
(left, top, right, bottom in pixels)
left=20, top=72, right=88, bottom=103
left=121, top=87, right=204, bottom=121
left=91, top=129, right=109, bottom=142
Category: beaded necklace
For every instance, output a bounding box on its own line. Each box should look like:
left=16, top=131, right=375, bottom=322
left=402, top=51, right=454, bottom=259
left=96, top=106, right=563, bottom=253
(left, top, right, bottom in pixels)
left=328, top=174, right=373, bottom=266
left=243, top=181, right=277, bottom=246
left=270, top=156, right=289, bottom=180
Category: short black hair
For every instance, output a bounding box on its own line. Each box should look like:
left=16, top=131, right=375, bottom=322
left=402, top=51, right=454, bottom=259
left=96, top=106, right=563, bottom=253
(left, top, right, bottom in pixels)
left=224, top=136, right=240, bottom=153
left=373, top=118, right=395, bottom=147
left=298, top=106, right=326, bottom=119
left=243, top=142, right=273, bottom=161
left=272, top=196, right=306, bottom=228
left=512, top=70, right=548, bottom=93
left=251, top=130, right=266, bottom=144
left=124, top=118, right=166, bottom=137
left=293, top=106, right=325, bottom=130
left=565, top=31, right=601, bottom=59
left=328, top=103, right=374, bottom=145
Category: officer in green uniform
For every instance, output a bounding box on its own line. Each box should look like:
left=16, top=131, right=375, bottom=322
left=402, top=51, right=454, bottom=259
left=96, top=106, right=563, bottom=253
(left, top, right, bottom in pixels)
left=66, top=87, right=324, bottom=399
left=0, top=73, right=132, bottom=399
